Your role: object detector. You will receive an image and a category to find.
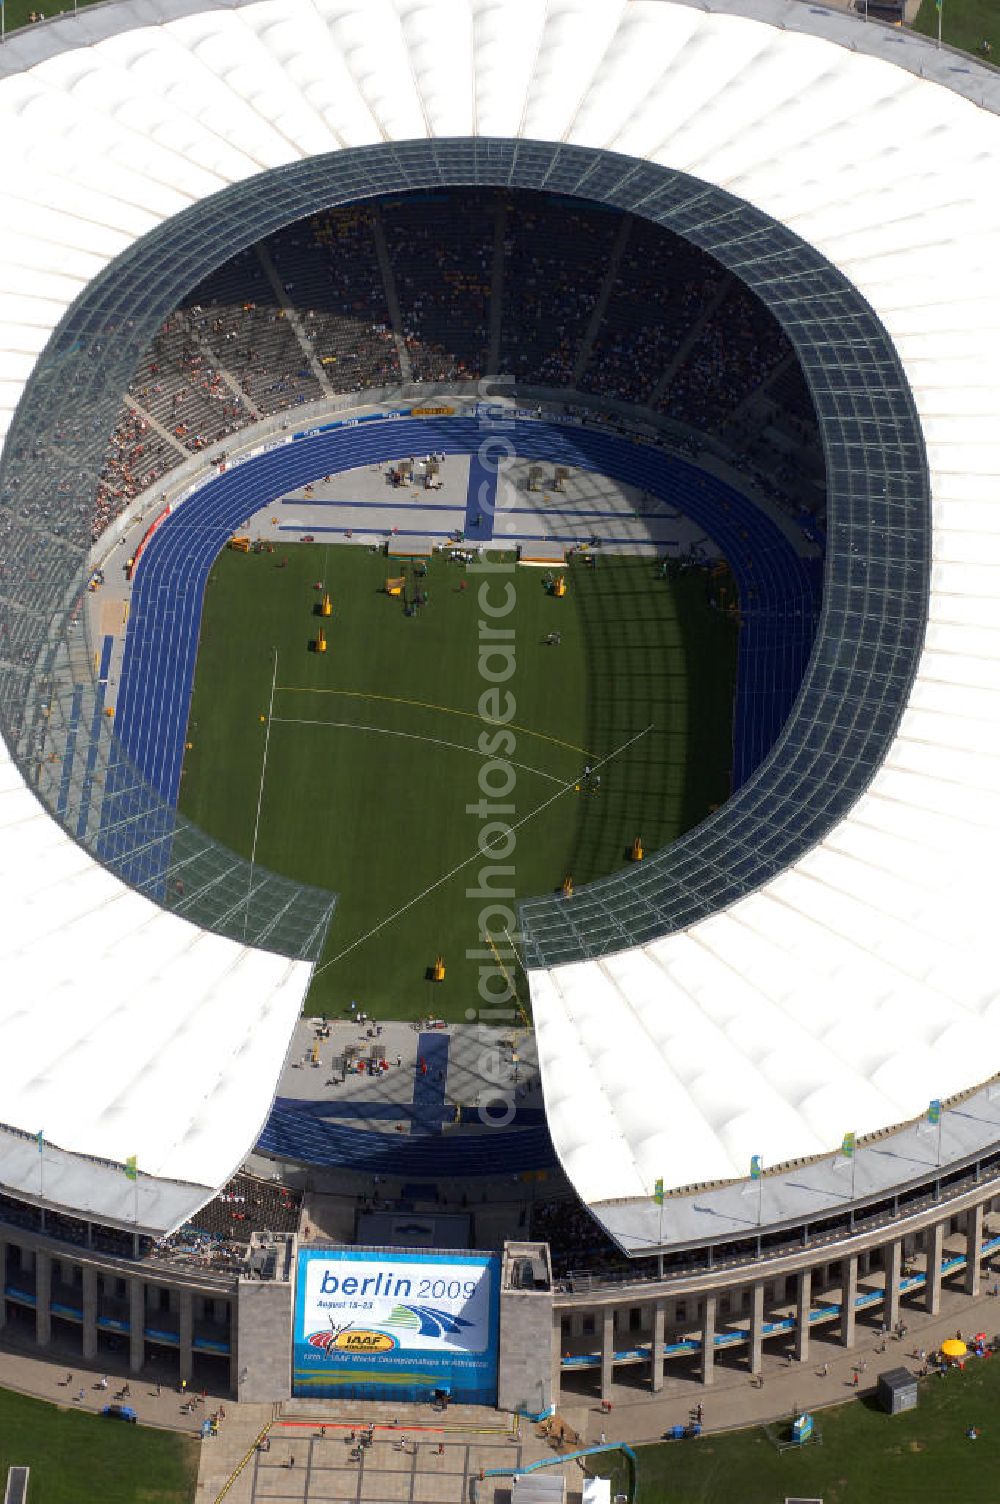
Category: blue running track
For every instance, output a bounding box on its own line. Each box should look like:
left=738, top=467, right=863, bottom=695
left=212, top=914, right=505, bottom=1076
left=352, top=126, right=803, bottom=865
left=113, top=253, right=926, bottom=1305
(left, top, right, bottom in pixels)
left=412, top=1032, right=450, bottom=1136
left=257, top=1098, right=556, bottom=1175
left=464, top=452, right=497, bottom=542
left=111, top=416, right=819, bottom=816
left=103, top=416, right=819, bottom=1171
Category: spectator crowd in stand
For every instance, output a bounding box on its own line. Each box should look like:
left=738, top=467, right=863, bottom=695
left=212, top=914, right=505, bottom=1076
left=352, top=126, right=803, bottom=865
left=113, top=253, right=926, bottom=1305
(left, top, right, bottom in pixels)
left=86, top=188, right=825, bottom=548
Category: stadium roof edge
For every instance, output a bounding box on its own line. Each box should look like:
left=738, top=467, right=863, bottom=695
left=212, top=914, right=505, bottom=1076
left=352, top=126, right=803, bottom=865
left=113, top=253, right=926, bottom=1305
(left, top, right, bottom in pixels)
left=1, top=0, right=999, bottom=1224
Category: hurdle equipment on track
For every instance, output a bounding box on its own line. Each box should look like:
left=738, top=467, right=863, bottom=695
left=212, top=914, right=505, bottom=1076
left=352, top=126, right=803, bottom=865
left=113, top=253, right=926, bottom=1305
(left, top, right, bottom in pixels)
left=630, top=836, right=644, bottom=862
left=431, top=955, right=446, bottom=982
left=320, top=593, right=332, bottom=617
left=313, top=625, right=327, bottom=654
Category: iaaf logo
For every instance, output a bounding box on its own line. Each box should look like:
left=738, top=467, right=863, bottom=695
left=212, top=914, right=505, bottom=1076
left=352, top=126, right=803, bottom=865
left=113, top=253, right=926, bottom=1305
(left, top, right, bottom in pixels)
left=308, top=1304, right=475, bottom=1352
left=309, top=1325, right=397, bottom=1354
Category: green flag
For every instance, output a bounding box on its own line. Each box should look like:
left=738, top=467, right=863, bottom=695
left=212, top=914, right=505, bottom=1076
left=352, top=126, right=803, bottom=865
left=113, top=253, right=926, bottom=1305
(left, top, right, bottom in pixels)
left=124, top=1155, right=138, bottom=1182
left=928, top=1099, right=941, bottom=1126
left=841, top=1131, right=856, bottom=1159
left=750, top=1154, right=763, bottom=1180
left=653, top=1177, right=664, bottom=1206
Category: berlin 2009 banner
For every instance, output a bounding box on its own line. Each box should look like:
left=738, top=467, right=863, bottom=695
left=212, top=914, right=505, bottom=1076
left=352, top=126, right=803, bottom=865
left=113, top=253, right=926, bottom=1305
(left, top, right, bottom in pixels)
left=293, top=1247, right=500, bottom=1404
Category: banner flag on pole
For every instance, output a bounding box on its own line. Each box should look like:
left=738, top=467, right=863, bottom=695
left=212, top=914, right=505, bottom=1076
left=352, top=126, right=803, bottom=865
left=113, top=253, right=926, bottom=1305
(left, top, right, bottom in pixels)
left=653, top=1177, right=664, bottom=1206
left=123, top=1155, right=138, bottom=1181
left=36, top=1129, right=44, bottom=1155
left=841, top=1131, right=856, bottom=1159
left=750, top=1154, right=763, bottom=1180
left=928, top=1099, right=941, bottom=1126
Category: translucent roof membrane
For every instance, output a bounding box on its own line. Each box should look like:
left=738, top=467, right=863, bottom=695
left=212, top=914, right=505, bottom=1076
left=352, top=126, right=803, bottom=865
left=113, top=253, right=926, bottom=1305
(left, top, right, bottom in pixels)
left=0, top=0, right=997, bottom=1214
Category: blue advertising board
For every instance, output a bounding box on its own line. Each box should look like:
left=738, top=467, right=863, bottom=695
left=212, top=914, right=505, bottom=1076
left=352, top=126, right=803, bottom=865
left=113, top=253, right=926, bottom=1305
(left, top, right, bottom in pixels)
left=293, top=1248, right=500, bottom=1404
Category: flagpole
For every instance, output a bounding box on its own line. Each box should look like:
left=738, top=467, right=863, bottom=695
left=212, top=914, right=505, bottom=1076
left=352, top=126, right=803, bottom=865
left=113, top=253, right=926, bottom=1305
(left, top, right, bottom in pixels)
left=937, top=0, right=943, bottom=49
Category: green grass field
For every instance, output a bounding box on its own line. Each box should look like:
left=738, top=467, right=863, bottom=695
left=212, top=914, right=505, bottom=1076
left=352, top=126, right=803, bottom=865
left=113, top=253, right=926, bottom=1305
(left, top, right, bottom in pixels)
left=1, top=0, right=100, bottom=34
left=179, top=545, right=736, bottom=1020
left=913, top=0, right=999, bottom=56
left=592, top=1358, right=1000, bottom=1504
left=0, top=1385, right=197, bottom=1504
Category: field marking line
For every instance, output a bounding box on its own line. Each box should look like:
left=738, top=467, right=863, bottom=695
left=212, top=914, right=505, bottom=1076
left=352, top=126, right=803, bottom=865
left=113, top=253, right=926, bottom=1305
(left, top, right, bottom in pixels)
left=275, top=684, right=593, bottom=757
left=270, top=717, right=564, bottom=784
left=244, top=646, right=278, bottom=941
left=310, top=724, right=653, bottom=978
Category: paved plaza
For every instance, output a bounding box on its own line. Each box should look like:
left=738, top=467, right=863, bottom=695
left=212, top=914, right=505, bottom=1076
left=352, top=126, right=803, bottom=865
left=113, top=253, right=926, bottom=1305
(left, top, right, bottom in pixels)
left=246, top=1432, right=521, bottom=1504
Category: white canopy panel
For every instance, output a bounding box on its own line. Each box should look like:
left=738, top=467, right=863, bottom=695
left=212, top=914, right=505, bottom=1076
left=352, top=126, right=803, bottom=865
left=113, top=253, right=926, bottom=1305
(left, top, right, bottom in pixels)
left=0, top=0, right=999, bottom=1213
left=0, top=731, right=312, bottom=1215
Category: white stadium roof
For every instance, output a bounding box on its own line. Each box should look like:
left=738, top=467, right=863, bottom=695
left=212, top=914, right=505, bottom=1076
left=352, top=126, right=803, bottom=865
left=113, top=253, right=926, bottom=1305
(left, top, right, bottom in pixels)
left=2, top=0, right=1000, bottom=1230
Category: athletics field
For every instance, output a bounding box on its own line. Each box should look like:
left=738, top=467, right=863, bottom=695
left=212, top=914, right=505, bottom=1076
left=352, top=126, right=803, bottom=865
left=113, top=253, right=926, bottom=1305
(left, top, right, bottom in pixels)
left=178, top=545, right=737, bottom=1019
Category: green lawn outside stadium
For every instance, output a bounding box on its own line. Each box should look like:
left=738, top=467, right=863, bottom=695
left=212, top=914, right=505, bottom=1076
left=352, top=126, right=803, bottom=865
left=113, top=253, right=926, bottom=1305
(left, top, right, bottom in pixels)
left=1, top=0, right=99, bottom=33
left=0, top=1385, right=197, bottom=1504
left=178, top=545, right=736, bottom=1020
left=912, top=0, right=1000, bottom=56
left=592, top=1356, right=1000, bottom=1504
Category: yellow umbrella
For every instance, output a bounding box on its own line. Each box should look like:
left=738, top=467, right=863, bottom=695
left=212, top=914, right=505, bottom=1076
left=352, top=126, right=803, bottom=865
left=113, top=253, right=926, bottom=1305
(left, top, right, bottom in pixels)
left=942, top=1339, right=967, bottom=1358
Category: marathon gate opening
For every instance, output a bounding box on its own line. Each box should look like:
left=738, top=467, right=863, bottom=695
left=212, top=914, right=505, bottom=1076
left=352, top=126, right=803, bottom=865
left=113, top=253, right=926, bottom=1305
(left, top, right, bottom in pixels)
left=293, top=1247, right=500, bottom=1403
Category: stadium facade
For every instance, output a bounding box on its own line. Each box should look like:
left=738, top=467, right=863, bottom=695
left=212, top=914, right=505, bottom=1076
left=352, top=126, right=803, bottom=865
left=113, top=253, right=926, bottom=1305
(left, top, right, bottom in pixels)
left=2, top=0, right=1000, bottom=1407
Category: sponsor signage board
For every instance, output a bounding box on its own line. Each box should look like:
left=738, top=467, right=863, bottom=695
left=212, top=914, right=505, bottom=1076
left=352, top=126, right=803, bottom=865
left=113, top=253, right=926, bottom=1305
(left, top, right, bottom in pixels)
left=293, top=1248, right=499, bottom=1403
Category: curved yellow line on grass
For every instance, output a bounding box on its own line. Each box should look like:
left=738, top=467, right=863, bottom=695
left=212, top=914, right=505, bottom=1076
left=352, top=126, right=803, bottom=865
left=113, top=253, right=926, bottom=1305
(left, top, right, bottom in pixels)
left=276, top=684, right=593, bottom=757
left=270, top=718, right=565, bottom=784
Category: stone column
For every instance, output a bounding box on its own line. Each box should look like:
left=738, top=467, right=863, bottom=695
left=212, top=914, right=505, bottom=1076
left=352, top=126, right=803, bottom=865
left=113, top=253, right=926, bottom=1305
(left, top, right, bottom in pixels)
left=794, top=1268, right=812, bottom=1363
left=966, top=1204, right=984, bottom=1298
left=0, top=1240, right=6, bottom=1332
left=550, top=1307, right=562, bottom=1411
left=840, top=1255, right=857, bottom=1348
left=600, top=1307, right=614, bottom=1405
left=129, top=1278, right=145, bottom=1374
left=82, top=1265, right=98, bottom=1362
left=749, top=1282, right=764, bottom=1374
left=179, top=1287, right=194, bottom=1385
left=700, top=1294, right=716, bottom=1387
left=884, top=1239, right=902, bottom=1333
left=227, top=1299, right=239, bottom=1401
left=650, top=1299, right=665, bottom=1393
left=926, top=1221, right=944, bottom=1316
left=35, top=1248, right=51, bottom=1348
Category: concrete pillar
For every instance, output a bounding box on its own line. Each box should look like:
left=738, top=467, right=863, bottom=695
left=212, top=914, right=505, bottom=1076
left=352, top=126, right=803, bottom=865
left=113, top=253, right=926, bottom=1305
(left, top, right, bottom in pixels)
left=650, top=1299, right=665, bottom=1392
left=129, top=1278, right=145, bottom=1374
left=179, top=1287, right=194, bottom=1385
left=228, top=1303, right=239, bottom=1400
left=926, top=1221, right=944, bottom=1316
left=749, top=1282, right=764, bottom=1375
left=966, top=1204, right=984, bottom=1298
left=794, top=1268, right=812, bottom=1363
left=700, top=1294, right=716, bottom=1387
left=35, top=1249, right=51, bottom=1348
left=884, top=1239, right=902, bottom=1334
left=0, top=1240, right=6, bottom=1332
left=550, top=1308, right=562, bottom=1411
left=82, top=1265, right=98, bottom=1362
left=840, top=1255, right=857, bottom=1348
